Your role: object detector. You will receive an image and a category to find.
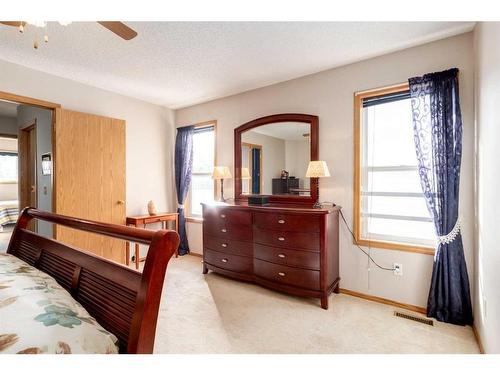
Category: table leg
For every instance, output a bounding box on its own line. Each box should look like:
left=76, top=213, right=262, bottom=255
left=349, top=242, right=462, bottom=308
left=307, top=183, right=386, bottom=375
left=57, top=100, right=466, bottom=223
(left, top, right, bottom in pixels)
left=175, top=218, right=179, bottom=258
left=135, top=242, right=139, bottom=270
left=126, top=241, right=130, bottom=266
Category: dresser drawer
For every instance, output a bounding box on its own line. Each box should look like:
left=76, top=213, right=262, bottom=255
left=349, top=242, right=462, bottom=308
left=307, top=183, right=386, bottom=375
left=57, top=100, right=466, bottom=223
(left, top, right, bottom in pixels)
left=203, top=207, right=252, bottom=227
left=254, top=244, right=320, bottom=270
left=204, top=221, right=253, bottom=241
left=204, top=235, right=253, bottom=257
left=253, top=212, right=320, bottom=233
left=254, top=259, right=320, bottom=290
left=204, top=248, right=253, bottom=274
left=254, top=228, right=319, bottom=251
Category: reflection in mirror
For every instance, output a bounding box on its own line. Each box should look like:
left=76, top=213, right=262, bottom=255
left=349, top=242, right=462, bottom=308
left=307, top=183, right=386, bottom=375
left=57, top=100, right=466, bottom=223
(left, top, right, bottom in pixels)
left=241, top=122, right=310, bottom=197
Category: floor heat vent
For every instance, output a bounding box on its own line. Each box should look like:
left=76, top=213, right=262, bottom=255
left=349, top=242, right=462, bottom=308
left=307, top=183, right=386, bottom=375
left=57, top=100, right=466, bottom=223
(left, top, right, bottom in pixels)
left=394, top=311, right=434, bottom=326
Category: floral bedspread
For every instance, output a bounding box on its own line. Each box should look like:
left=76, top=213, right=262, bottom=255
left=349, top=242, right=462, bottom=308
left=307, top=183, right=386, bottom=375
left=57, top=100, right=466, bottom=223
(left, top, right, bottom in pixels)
left=0, top=253, right=119, bottom=354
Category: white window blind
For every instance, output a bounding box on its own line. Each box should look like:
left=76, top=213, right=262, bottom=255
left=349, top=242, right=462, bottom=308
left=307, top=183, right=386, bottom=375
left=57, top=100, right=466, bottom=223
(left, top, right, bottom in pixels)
left=360, top=94, right=435, bottom=247
left=188, top=125, right=215, bottom=217
left=0, top=152, right=18, bottom=182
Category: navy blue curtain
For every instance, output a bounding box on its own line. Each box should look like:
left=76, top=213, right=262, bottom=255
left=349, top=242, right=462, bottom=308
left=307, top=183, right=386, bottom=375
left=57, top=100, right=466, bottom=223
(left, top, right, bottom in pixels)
left=409, top=68, right=473, bottom=325
left=174, top=126, right=194, bottom=255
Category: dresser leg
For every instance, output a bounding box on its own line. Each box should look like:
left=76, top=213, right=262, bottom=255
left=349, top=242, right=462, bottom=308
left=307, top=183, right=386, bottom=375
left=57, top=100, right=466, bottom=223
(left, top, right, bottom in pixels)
left=202, top=263, right=208, bottom=274
left=321, top=296, right=329, bottom=310
left=333, top=284, right=340, bottom=294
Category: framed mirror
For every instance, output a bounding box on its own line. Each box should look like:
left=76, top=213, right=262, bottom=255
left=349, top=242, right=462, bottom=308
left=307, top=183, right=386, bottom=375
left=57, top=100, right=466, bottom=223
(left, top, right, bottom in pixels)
left=234, top=113, right=318, bottom=205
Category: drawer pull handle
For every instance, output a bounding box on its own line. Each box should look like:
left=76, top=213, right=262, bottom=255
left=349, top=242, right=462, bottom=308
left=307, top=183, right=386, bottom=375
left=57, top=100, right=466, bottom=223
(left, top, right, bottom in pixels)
left=221, top=258, right=228, bottom=263
left=221, top=228, right=227, bottom=233
left=278, top=272, right=286, bottom=277
left=277, top=253, right=286, bottom=258
left=221, top=243, right=228, bottom=248
left=278, top=237, right=285, bottom=241
left=278, top=219, right=285, bottom=224
left=220, top=214, right=226, bottom=218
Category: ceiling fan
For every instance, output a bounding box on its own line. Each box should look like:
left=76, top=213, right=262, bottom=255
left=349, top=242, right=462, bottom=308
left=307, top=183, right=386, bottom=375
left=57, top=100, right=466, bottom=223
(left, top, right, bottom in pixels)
left=0, top=21, right=137, bottom=48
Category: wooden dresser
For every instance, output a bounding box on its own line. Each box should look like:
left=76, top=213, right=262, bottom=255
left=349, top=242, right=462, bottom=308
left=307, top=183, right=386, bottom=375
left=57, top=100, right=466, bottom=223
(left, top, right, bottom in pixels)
left=201, top=201, right=340, bottom=309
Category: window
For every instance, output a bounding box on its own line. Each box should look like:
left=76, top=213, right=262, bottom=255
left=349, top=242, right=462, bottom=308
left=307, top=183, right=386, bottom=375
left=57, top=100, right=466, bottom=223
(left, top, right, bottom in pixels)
left=0, top=151, right=18, bottom=183
left=354, top=84, right=434, bottom=253
left=187, top=122, right=216, bottom=217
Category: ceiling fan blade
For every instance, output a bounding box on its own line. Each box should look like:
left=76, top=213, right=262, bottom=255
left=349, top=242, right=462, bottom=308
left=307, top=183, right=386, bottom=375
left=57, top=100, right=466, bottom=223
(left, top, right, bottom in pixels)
left=0, top=21, right=26, bottom=27
left=97, top=21, right=137, bottom=40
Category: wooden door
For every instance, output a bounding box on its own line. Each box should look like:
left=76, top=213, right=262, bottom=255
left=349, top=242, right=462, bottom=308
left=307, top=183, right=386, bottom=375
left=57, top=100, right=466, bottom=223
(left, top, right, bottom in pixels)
left=19, top=121, right=38, bottom=231
left=54, top=109, right=126, bottom=263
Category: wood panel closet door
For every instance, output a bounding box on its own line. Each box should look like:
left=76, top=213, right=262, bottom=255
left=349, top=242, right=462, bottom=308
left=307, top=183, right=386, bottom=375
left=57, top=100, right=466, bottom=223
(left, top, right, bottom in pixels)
left=54, top=109, right=126, bottom=264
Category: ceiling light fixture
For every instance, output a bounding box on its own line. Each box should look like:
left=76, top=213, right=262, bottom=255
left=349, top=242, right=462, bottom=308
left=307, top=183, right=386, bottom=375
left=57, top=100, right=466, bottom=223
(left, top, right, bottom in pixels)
left=26, top=20, right=46, bottom=28
left=11, top=21, right=72, bottom=50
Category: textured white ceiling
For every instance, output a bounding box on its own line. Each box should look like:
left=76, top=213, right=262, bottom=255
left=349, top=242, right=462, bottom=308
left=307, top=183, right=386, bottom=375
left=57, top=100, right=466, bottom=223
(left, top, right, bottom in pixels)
left=250, top=122, right=310, bottom=141
left=0, top=22, right=474, bottom=109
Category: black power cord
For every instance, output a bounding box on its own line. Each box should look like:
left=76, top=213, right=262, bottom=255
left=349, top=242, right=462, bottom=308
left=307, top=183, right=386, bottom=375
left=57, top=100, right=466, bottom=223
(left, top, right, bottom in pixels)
left=337, top=207, right=396, bottom=272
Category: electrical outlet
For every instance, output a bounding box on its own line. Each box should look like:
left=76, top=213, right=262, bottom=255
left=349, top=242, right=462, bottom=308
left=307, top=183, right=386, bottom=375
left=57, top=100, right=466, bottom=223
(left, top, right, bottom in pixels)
left=393, top=263, right=403, bottom=276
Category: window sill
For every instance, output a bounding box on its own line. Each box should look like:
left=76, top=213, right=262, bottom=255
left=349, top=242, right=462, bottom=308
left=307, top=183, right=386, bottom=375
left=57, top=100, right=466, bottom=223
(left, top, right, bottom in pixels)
left=354, top=238, right=435, bottom=255
left=186, top=217, right=203, bottom=224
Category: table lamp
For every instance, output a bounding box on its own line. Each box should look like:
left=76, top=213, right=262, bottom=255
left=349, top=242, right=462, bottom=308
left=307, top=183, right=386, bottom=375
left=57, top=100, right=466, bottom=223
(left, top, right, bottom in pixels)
left=305, top=160, right=331, bottom=209
left=212, top=166, right=232, bottom=202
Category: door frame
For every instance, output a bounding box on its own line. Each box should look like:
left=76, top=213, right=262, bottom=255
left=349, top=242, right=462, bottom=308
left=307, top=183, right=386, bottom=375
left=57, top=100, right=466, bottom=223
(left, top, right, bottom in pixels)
left=0, top=91, right=61, bottom=236
left=18, top=119, right=37, bottom=211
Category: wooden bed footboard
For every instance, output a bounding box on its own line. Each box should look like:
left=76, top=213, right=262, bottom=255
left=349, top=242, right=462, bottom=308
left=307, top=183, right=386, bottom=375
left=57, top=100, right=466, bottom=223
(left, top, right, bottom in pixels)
left=6, top=208, right=180, bottom=354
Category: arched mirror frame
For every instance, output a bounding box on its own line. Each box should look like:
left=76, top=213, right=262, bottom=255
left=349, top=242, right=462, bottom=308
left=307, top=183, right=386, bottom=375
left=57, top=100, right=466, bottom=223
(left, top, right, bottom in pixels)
left=234, top=113, right=319, bottom=206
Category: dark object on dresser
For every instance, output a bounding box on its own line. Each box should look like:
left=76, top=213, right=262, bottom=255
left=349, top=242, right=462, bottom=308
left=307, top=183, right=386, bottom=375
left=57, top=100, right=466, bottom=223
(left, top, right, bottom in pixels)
left=7, top=207, right=180, bottom=353
left=248, top=195, right=269, bottom=206
left=272, top=177, right=300, bottom=195
left=201, top=201, right=340, bottom=309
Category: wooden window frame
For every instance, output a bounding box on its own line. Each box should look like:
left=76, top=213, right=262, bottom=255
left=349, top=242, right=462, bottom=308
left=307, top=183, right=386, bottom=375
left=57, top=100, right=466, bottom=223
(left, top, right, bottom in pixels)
left=353, top=83, right=434, bottom=256
left=185, top=120, right=217, bottom=222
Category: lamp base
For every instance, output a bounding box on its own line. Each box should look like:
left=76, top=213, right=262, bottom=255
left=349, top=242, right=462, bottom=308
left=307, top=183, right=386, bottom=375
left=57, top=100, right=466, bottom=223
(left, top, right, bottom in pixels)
left=219, top=180, right=225, bottom=202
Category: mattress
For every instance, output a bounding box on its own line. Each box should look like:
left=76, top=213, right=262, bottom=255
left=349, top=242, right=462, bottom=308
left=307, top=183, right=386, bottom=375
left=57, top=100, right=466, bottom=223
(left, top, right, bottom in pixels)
left=0, top=253, right=119, bottom=354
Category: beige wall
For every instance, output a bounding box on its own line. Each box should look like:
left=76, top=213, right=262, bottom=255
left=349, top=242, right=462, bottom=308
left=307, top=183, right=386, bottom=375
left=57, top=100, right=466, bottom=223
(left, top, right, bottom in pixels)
left=176, top=32, right=475, bottom=309
left=0, top=116, right=17, bottom=136
left=285, top=139, right=310, bottom=189
left=0, top=59, right=176, bottom=218
left=473, top=22, right=500, bottom=354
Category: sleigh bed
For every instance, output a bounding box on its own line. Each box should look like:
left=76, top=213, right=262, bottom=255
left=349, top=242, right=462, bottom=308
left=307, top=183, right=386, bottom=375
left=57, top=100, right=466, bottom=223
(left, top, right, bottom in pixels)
left=1, top=208, right=179, bottom=354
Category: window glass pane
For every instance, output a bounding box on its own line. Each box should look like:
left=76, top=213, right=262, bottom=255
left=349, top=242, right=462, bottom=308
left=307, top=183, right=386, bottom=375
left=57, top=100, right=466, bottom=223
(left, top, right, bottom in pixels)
left=363, top=170, right=423, bottom=193
left=192, top=130, right=215, bottom=174
left=364, top=98, right=417, bottom=167
left=362, top=217, right=435, bottom=245
left=190, top=174, right=213, bottom=216
left=0, top=154, right=18, bottom=181
left=360, top=93, right=435, bottom=246
left=361, top=195, right=429, bottom=218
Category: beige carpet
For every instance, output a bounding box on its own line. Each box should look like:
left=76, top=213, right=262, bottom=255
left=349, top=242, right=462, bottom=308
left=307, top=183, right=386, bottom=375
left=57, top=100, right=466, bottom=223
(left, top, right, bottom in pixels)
left=153, top=255, right=479, bottom=354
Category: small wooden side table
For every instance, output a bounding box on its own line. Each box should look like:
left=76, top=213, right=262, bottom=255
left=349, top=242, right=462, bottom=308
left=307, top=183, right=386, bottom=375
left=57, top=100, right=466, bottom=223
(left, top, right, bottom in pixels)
left=126, top=212, right=179, bottom=269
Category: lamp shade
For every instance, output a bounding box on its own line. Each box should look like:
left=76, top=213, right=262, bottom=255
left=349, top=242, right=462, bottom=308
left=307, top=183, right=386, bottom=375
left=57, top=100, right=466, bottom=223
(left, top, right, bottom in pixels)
left=241, top=167, right=251, bottom=179
left=305, top=161, right=331, bottom=178
left=212, top=166, right=232, bottom=179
